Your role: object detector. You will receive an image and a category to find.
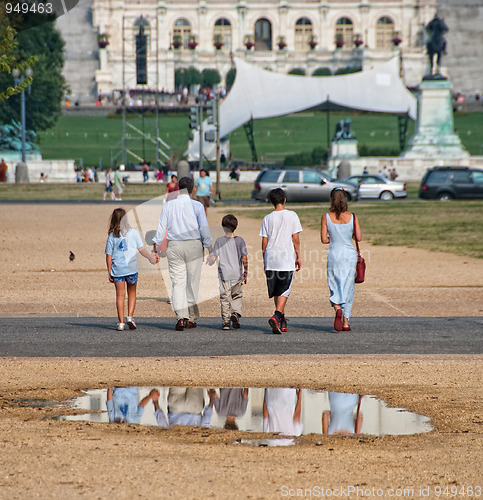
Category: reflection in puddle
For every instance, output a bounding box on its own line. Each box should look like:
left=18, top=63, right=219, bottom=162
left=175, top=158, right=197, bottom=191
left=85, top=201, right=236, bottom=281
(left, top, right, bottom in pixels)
left=60, top=387, right=433, bottom=437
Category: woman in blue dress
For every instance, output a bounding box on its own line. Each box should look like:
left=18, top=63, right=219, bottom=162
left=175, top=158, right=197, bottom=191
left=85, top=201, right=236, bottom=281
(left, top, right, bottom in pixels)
left=321, top=188, right=362, bottom=331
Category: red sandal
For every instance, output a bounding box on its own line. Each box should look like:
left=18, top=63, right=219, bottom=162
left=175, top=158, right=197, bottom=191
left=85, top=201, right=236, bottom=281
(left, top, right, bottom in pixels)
left=334, top=309, right=343, bottom=331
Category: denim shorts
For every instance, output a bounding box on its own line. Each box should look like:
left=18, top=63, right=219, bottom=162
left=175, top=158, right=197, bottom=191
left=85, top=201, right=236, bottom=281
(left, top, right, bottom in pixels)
left=112, top=272, right=138, bottom=284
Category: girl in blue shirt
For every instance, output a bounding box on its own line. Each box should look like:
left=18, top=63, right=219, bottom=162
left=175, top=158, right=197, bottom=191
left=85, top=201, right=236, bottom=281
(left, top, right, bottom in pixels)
left=105, top=208, right=158, bottom=331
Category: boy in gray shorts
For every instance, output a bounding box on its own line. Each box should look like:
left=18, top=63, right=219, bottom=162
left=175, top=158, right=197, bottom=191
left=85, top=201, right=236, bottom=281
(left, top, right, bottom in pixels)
left=206, top=214, right=248, bottom=330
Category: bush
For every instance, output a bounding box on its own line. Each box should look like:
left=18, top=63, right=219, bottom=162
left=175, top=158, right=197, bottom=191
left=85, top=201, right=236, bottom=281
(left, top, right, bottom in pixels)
left=312, top=67, right=332, bottom=77
left=359, top=144, right=399, bottom=157
left=284, top=146, right=327, bottom=166
left=288, top=68, right=306, bottom=76
left=334, top=67, right=361, bottom=75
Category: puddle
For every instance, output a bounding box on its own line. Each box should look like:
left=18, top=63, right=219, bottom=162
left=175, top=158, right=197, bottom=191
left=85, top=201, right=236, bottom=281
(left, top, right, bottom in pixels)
left=58, top=387, right=433, bottom=438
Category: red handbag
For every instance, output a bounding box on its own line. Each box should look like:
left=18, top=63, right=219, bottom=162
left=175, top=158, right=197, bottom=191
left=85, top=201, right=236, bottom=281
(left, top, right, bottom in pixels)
left=353, top=215, right=365, bottom=283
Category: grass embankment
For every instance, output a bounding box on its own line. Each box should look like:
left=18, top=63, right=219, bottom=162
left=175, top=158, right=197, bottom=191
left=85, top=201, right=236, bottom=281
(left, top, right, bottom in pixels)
left=0, top=182, right=254, bottom=202
left=238, top=199, right=483, bottom=259
left=36, top=111, right=483, bottom=167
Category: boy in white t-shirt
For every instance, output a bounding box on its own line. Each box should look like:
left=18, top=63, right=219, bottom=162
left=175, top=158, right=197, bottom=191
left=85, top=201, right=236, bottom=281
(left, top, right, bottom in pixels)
left=260, top=188, right=302, bottom=334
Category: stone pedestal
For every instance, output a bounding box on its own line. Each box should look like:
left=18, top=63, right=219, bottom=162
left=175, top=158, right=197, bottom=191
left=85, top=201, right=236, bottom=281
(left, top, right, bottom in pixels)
left=15, top=162, right=30, bottom=183
left=330, top=139, right=359, bottom=159
left=403, top=79, right=469, bottom=158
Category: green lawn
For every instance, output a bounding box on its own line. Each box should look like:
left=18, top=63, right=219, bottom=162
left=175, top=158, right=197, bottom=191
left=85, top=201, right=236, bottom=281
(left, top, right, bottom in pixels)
left=0, top=182, right=255, bottom=202
left=36, top=111, right=483, bottom=167
left=238, top=199, right=483, bottom=259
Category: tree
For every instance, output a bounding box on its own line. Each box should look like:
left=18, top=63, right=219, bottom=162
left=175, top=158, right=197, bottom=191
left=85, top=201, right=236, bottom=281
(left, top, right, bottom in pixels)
left=188, top=66, right=201, bottom=85
left=0, top=25, right=37, bottom=102
left=225, top=67, right=236, bottom=92
left=0, top=12, right=65, bottom=131
left=201, top=68, right=221, bottom=88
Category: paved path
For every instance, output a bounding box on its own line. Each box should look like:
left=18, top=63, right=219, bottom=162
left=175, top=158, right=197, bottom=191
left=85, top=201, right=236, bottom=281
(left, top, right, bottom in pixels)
left=0, top=316, right=481, bottom=357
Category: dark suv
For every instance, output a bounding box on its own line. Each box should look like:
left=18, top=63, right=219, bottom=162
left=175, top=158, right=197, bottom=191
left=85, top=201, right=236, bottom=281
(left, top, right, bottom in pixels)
left=419, top=167, right=483, bottom=200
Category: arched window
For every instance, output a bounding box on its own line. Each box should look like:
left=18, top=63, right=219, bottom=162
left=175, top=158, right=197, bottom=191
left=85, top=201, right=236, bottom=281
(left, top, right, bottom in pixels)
left=376, top=16, right=395, bottom=49
left=335, top=17, right=353, bottom=48
left=173, top=18, right=191, bottom=49
left=295, top=17, right=313, bottom=50
left=214, top=18, right=232, bottom=50
left=255, top=18, right=272, bottom=51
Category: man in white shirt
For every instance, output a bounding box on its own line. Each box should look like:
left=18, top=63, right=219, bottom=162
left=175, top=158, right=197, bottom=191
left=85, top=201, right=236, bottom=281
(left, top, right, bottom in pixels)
left=153, top=177, right=212, bottom=330
left=260, top=188, right=302, bottom=334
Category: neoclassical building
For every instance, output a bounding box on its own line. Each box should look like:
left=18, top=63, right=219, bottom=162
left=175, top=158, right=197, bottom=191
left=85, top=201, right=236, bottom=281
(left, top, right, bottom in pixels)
left=91, top=0, right=437, bottom=96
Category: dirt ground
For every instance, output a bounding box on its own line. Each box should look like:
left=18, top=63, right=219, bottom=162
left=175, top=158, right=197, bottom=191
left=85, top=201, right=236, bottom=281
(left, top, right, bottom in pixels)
left=0, top=203, right=482, bottom=499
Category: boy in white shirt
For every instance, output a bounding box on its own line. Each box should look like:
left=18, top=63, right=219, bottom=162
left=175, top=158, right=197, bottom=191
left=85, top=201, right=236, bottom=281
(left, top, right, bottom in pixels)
left=260, top=188, right=302, bottom=334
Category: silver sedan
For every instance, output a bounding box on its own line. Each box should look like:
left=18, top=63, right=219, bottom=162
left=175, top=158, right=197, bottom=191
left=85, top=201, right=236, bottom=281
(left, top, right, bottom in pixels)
left=252, top=169, right=358, bottom=202
left=342, top=175, right=407, bottom=200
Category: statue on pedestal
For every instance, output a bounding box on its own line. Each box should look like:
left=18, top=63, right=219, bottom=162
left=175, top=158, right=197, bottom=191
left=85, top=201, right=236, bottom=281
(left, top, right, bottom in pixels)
left=332, top=119, right=355, bottom=142
left=425, top=14, right=449, bottom=79
left=0, top=121, right=40, bottom=153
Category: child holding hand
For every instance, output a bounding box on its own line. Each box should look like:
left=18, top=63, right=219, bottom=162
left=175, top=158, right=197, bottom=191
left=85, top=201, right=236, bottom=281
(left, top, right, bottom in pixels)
left=105, top=208, right=158, bottom=331
left=206, top=214, right=248, bottom=330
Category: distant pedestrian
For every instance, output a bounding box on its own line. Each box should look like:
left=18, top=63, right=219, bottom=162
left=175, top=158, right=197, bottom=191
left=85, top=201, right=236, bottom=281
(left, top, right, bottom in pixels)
left=390, top=168, right=398, bottom=181
left=141, top=160, right=149, bottom=182
left=206, top=214, right=248, bottom=330
left=320, top=188, right=362, bottom=332
left=105, top=208, right=158, bottom=331
left=164, top=174, right=178, bottom=203
left=103, top=169, right=115, bottom=201
left=382, top=165, right=390, bottom=179
left=229, top=167, right=238, bottom=182
left=113, top=165, right=124, bottom=200
left=162, top=162, right=170, bottom=180
left=39, top=172, right=48, bottom=183
left=0, top=159, right=8, bottom=183
left=194, top=169, right=213, bottom=215
left=260, top=188, right=302, bottom=334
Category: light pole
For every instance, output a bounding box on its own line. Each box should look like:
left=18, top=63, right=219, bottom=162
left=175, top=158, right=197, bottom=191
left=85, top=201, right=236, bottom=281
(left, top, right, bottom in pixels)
left=12, top=67, right=33, bottom=163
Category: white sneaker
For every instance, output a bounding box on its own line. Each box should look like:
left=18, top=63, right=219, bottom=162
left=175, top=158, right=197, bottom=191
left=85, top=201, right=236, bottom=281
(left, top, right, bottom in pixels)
left=126, top=316, right=137, bottom=330
left=116, top=322, right=125, bottom=331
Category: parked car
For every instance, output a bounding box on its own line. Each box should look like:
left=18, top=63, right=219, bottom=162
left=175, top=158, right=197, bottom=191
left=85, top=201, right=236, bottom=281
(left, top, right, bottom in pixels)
left=252, top=168, right=358, bottom=203
left=342, top=174, right=407, bottom=200
left=419, top=166, right=483, bottom=200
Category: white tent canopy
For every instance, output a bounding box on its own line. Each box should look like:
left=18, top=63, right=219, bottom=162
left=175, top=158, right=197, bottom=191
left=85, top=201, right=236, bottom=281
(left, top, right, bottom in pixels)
left=187, top=56, right=417, bottom=159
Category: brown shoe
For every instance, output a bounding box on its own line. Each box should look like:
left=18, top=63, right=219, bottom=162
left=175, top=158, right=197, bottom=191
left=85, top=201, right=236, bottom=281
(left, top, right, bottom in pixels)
left=184, top=321, right=197, bottom=329
left=230, top=313, right=241, bottom=329
left=175, top=318, right=185, bottom=331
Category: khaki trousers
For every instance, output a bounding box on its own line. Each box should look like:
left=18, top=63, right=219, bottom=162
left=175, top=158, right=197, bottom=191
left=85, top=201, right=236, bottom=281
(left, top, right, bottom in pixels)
left=167, top=239, right=203, bottom=321
left=168, top=388, right=204, bottom=414
left=219, top=279, right=243, bottom=322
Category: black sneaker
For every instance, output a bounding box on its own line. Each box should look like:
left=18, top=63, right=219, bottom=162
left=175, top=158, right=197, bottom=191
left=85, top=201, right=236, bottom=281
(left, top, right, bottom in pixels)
left=222, top=322, right=230, bottom=330
left=268, top=316, right=282, bottom=334
left=231, top=313, right=241, bottom=329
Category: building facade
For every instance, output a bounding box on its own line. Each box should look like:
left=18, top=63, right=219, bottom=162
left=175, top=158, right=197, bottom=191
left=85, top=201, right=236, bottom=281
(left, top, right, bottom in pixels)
left=91, top=0, right=437, bottom=97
